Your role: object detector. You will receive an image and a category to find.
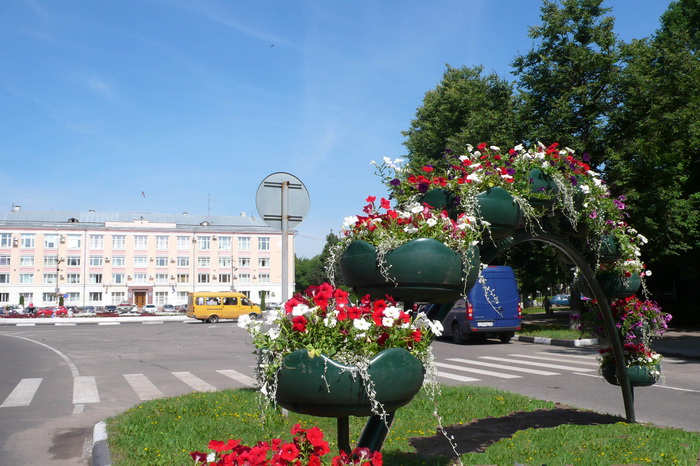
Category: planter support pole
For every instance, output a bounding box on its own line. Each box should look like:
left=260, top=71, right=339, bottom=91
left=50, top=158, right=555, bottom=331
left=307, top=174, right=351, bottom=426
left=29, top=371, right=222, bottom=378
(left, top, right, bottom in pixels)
left=479, top=229, right=636, bottom=423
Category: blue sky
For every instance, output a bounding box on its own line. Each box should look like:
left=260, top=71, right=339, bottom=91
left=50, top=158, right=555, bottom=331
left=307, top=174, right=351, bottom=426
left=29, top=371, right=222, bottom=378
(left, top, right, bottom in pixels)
left=1, top=0, right=672, bottom=258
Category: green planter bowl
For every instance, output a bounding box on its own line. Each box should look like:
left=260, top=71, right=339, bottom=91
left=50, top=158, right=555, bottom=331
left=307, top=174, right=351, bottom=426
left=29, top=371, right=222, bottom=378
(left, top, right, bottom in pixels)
left=528, top=168, right=559, bottom=210
left=419, top=188, right=458, bottom=219
left=275, top=348, right=425, bottom=417
left=340, top=238, right=480, bottom=303
left=601, top=364, right=660, bottom=387
left=598, top=235, right=622, bottom=264
left=476, top=187, right=523, bottom=242
left=597, top=272, right=642, bottom=299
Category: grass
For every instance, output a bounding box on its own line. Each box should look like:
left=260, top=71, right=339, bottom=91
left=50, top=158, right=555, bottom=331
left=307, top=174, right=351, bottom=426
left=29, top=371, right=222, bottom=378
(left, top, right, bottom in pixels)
left=106, top=385, right=700, bottom=465
left=517, top=306, right=593, bottom=340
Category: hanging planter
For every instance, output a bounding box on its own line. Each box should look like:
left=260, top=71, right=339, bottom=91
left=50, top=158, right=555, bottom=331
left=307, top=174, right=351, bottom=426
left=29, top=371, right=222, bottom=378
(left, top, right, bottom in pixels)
left=598, top=235, right=622, bottom=264
left=418, top=188, right=458, bottom=219
left=476, top=187, right=523, bottom=242
left=340, top=238, right=480, bottom=303
left=597, top=273, right=642, bottom=299
left=601, top=364, right=660, bottom=387
left=275, top=347, right=425, bottom=418
left=528, top=168, right=559, bottom=210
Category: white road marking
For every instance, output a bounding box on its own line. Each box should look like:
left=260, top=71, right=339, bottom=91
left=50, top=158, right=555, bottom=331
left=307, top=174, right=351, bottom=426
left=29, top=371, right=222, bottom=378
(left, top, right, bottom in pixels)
left=1, top=378, right=42, bottom=407
left=173, top=372, right=216, bottom=392
left=436, top=362, right=521, bottom=379
left=479, top=356, right=596, bottom=372
left=437, top=371, right=481, bottom=382
left=217, top=370, right=255, bottom=387
left=124, top=374, right=164, bottom=400
left=510, top=353, right=599, bottom=366
left=447, top=358, right=559, bottom=376
left=73, top=376, right=100, bottom=404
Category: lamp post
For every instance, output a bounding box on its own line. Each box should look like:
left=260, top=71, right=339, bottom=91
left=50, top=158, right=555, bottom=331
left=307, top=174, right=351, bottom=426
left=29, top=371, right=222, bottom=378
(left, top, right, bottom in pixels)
left=231, top=265, right=237, bottom=291
left=55, top=256, right=64, bottom=305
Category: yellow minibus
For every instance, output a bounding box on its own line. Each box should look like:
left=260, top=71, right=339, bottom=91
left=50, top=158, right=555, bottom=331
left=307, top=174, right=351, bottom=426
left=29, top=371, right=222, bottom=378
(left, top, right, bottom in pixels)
left=186, top=292, right=261, bottom=323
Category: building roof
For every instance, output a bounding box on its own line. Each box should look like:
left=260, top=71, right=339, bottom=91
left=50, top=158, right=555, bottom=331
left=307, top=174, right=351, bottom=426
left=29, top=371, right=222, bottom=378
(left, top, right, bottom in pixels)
left=0, top=208, right=279, bottom=233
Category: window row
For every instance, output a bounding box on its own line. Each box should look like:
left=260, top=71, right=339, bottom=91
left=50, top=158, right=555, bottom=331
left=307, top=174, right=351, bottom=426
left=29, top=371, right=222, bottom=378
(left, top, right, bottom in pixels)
left=0, top=254, right=271, bottom=268
left=0, top=233, right=271, bottom=251
left=1, top=273, right=271, bottom=285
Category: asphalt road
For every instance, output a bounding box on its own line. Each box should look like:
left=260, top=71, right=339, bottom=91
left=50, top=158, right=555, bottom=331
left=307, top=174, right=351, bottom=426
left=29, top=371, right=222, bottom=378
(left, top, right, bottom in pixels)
left=1, top=320, right=698, bottom=465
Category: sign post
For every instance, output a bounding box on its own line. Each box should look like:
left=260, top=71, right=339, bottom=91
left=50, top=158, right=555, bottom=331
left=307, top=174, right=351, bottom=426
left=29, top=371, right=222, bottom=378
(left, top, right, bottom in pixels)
left=256, top=173, right=309, bottom=304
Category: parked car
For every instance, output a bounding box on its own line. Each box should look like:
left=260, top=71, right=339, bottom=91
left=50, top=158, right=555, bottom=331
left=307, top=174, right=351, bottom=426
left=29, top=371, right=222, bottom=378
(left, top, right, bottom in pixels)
left=550, top=294, right=570, bottom=307
left=142, top=304, right=158, bottom=314
left=161, top=304, right=176, bottom=313
left=83, top=306, right=97, bottom=314
left=104, top=305, right=118, bottom=314
left=428, top=265, right=522, bottom=344
left=117, top=303, right=134, bottom=313
left=35, top=306, right=68, bottom=317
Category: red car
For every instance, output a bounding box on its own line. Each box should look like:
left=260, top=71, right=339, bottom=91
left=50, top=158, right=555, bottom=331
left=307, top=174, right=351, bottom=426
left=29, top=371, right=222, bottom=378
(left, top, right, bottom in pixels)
left=35, top=306, right=68, bottom=317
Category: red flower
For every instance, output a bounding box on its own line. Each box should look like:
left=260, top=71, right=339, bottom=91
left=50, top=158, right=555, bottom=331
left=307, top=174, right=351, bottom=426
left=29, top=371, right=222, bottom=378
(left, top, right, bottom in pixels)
left=291, top=315, right=307, bottom=332
left=422, top=165, right=434, bottom=173
left=365, top=196, right=376, bottom=203
left=478, top=142, right=487, bottom=150
left=347, top=306, right=361, bottom=320
left=380, top=197, right=391, bottom=210
left=209, top=439, right=241, bottom=452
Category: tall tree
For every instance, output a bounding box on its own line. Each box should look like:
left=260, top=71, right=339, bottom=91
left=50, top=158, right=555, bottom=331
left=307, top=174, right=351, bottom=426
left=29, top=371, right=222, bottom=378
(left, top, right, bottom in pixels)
left=511, top=0, right=620, bottom=165
left=605, top=0, right=700, bottom=305
left=402, top=65, right=518, bottom=170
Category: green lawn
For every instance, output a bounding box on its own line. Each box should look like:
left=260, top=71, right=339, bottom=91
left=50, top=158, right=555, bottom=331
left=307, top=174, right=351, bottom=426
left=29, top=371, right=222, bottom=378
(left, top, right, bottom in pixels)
left=106, top=385, right=700, bottom=465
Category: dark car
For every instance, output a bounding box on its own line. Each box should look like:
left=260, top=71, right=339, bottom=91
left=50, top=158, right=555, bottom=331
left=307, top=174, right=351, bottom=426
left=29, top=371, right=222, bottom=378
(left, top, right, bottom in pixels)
left=550, top=294, right=570, bottom=307
left=35, top=306, right=68, bottom=317
left=104, top=305, right=118, bottom=314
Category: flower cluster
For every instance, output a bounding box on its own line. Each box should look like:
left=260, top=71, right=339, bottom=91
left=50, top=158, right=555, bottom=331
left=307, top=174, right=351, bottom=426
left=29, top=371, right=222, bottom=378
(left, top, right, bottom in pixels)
left=579, top=297, right=671, bottom=344
left=340, top=195, right=480, bottom=255
left=599, top=342, right=662, bottom=373
left=238, top=283, right=443, bottom=388
left=191, top=423, right=382, bottom=465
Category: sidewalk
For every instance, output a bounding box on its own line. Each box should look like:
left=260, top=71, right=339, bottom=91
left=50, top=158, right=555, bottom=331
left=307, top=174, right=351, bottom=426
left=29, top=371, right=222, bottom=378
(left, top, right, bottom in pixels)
left=519, top=310, right=700, bottom=360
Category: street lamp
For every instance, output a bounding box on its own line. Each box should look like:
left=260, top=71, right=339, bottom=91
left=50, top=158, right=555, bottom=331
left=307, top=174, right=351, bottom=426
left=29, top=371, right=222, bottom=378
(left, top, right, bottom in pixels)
left=56, top=256, right=64, bottom=305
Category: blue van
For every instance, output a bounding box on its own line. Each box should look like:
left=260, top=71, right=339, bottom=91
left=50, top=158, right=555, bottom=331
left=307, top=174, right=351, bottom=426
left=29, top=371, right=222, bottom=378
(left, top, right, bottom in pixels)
left=428, top=265, right=521, bottom=344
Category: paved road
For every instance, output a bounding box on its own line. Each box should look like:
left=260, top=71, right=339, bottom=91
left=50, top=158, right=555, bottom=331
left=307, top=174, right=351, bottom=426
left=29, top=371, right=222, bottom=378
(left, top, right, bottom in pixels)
left=1, top=320, right=699, bottom=465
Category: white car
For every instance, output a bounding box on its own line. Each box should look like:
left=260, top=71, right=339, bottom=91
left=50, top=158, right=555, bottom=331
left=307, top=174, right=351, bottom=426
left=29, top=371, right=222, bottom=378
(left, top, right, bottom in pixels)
left=143, top=304, right=158, bottom=314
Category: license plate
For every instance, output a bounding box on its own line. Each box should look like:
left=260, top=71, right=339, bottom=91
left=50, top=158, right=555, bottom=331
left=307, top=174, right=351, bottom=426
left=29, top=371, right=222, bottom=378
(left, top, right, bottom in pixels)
left=477, top=321, right=494, bottom=327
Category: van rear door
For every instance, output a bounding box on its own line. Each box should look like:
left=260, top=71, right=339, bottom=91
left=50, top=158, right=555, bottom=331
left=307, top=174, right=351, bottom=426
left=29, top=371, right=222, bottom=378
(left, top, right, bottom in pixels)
left=469, top=266, right=520, bottom=326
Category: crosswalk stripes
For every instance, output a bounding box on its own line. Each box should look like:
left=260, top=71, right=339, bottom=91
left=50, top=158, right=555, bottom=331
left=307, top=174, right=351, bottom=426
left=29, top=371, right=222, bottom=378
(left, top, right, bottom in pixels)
left=73, top=376, right=100, bottom=404
left=0, top=378, right=42, bottom=407
left=436, top=361, right=522, bottom=379
left=445, top=358, right=559, bottom=376
left=124, top=373, right=164, bottom=400
left=477, top=356, right=596, bottom=372
left=216, top=369, right=255, bottom=387
left=172, top=371, right=217, bottom=392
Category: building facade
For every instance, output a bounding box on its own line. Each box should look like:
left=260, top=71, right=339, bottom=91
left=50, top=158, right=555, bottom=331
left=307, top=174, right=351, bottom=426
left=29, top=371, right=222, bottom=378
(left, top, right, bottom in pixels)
left=0, top=207, right=294, bottom=309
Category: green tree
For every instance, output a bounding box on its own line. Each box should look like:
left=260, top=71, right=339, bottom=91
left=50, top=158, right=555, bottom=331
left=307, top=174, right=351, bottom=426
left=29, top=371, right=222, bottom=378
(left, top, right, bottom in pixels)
left=605, top=0, right=700, bottom=310
left=294, top=231, right=343, bottom=292
left=402, top=65, right=518, bottom=170
left=511, top=0, right=620, bottom=165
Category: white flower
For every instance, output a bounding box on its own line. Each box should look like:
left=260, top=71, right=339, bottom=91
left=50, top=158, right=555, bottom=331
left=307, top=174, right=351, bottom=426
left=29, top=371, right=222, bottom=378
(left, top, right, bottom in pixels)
left=403, top=225, right=418, bottom=234
left=645, top=270, right=653, bottom=276
left=409, top=203, right=423, bottom=214
left=292, top=304, right=311, bottom=316
left=383, top=306, right=401, bottom=319
left=353, top=318, right=371, bottom=331
left=323, top=315, right=337, bottom=328
left=382, top=317, right=395, bottom=327
left=579, top=184, right=591, bottom=194
left=428, top=319, right=444, bottom=337
left=207, top=453, right=217, bottom=463
left=514, top=144, right=524, bottom=151
left=237, top=314, right=251, bottom=328
left=426, top=218, right=437, bottom=227
left=466, top=173, right=481, bottom=183
left=490, top=145, right=500, bottom=151
left=267, top=327, right=280, bottom=340
left=638, top=234, right=648, bottom=244
left=343, top=216, right=359, bottom=228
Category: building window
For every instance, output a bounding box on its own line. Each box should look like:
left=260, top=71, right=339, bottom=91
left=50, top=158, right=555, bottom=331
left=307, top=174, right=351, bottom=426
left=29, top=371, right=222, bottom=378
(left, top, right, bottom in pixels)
left=134, top=235, right=148, bottom=249
left=67, top=234, right=82, bottom=248
left=112, top=235, right=126, bottom=249
left=218, top=237, right=231, bottom=251
left=89, top=274, right=102, bottom=284
left=0, top=233, right=12, bottom=248
left=177, top=236, right=190, bottom=250
left=177, top=274, right=189, bottom=283
left=219, top=256, right=232, bottom=267
left=42, top=292, right=55, bottom=302
left=21, top=234, right=35, bottom=248
left=197, top=273, right=209, bottom=283
left=67, top=273, right=80, bottom=283
left=239, top=273, right=250, bottom=283
left=66, top=256, right=81, bottom=266
left=258, top=257, right=270, bottom=268
left=20, top=255, right=34, bottom=266
left=177, top=257, right=189, bottom=267
left=198, top=236, right=211, bottom=250
left=43, top=256, right=57, bottom=267
left=154, top=292, right=167, bottom=305
left=238, top=257, right=250, bottom=268
left=112, top=273, right=125, bottom=284
left=155, top=273, right=168, bottom=284
left=44, top=234, right=58, bottom=249
left=219, top=273, right=231, bottom=283
left=0, top=255, right=10, bottom=266
left=112, top=255, right=126, bottom=267
left=0, top=274, right=9, bottom=283
left=89, top=255, right=103, bottom=267
left=44, top=273, right=57, bottom=284
left=258, top=237, right=270, bottom=251
left=155, top=256, right=168, bottom=267
left=238, top=237, right=250, bottom=251
left=89, top=292, right=102, bottom=302
left=156, top=236, right=168, bottom=249
left=20, top=273, right=34, bottom=284
left=0, top=292, right=8, bottom=302
left=112, top=292, right=125, bottom=304
left=134, top=256, right=148, bottom=266
left=19, top=292, right=33, bottom=303
left=89, top=235, right=104, bottom=249
left=259, top=273, right=270, bottom=283
left=65, top=292, right=79, bottom=302
left=197, top=257, right=210, bottom=267
left=134, top=273, right=147, bottom=283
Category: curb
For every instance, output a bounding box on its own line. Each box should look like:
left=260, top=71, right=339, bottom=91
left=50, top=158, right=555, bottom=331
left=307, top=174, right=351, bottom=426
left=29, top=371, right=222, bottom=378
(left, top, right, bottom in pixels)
left=92, top=421, right=111, bottom=466
left=512, top=335, right=600, bottom=347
